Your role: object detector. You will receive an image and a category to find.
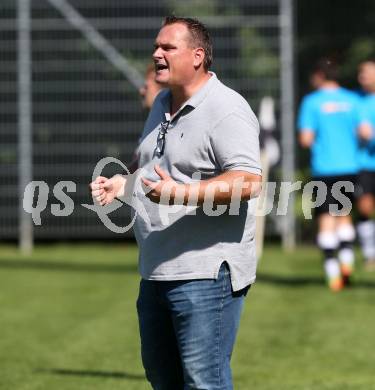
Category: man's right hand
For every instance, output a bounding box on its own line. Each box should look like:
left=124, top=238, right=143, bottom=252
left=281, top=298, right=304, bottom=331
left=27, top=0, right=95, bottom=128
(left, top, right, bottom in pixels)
left=89, top=175, right=126, bottom=206
left=358, top=123, right=373, bottom=141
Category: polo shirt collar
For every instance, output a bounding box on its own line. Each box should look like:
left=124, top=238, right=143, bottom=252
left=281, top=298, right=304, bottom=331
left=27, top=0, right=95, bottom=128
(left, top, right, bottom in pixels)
left=160, top=72, right=218, bottom=119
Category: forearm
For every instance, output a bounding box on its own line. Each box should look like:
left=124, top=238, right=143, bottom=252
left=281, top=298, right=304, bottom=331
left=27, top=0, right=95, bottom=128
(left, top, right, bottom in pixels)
left=113, top=174, right=127, bottom=198
left=117, top=154, right=138, bottom=197
left=299, top=131, right=314, bottom=148
left=181, top=171, right=262, bottom=206
left=358, top=123, right=373, bottom=141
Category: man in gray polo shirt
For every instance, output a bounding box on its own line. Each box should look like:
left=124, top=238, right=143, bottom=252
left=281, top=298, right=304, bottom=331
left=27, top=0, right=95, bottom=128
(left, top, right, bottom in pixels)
left=91, top=16, right=261, bottom=390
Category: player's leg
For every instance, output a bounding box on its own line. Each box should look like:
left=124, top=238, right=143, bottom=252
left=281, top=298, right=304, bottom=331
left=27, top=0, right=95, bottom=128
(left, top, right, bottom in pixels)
left=357, top=195, right=375, bottom=269
left=317, top=213, right=343, bottom=291
left=336, top=215, right=356, bottom=283
left=356, top=171, right=375, bottom=269
left=327, top=174, right=357, bottom=283
left=166, top=262, right=248, bottom=390
left=136, top=279, right=184, bottom=390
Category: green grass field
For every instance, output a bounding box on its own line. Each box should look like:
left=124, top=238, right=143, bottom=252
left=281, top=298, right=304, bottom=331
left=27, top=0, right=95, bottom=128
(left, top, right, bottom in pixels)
left=1, top=243, right=375, bottom=390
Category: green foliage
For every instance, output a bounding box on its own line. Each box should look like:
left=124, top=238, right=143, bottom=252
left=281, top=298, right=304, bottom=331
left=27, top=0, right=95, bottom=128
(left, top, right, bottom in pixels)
left=297, top=0, right=375, bottom=90
left=1, top=243, right=375, bottom=389
left=239, top=28, right=279, bottom=80
left=341, top=38, right=375, bottom=82
left=165, top=0, right=218, bottom=16
left=165, top=0, right=241, bottom=17
left=0, top=148, right=16, bottom=164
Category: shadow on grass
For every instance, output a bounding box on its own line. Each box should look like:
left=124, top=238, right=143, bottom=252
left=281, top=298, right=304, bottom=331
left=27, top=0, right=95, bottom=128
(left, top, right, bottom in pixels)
left=257, top=272, right=324, bottom=287
left=36, top=368, right=145, bottom=380
left=0, top=259, right=138, bottom=274
left=3, top=259, right=375, bottom=288
left=257, top=272, right=375, bottom=288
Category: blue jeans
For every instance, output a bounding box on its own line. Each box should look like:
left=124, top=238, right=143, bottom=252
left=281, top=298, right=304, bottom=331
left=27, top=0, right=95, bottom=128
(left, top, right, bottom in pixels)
left=136, top=262, right=250, bottom=390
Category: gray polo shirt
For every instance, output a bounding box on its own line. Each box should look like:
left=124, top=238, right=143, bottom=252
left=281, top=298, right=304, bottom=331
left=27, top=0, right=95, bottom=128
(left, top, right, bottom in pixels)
left=133, top=72, right=261, bottom=291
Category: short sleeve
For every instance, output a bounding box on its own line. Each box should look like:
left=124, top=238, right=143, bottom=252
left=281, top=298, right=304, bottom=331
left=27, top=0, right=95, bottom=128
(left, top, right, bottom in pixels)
left=209, top=109, right=261, bottom=175
left=297, top=96, right=317, bottom=132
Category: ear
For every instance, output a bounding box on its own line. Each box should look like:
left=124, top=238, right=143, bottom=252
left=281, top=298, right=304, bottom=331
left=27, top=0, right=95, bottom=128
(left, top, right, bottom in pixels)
left=193, top=47, right=205, bottom=69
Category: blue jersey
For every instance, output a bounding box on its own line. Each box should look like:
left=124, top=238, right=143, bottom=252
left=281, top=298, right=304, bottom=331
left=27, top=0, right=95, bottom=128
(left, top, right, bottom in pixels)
left=298, top=87, right=360, bottom=177
left=358, top=94, right=375, bottom=171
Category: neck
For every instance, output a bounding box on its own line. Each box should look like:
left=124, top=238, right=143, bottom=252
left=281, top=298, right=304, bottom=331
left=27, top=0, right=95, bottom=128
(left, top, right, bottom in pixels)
left=320, top=80, right=339, bottom=89
left=169, top=72, right=211, bottom=115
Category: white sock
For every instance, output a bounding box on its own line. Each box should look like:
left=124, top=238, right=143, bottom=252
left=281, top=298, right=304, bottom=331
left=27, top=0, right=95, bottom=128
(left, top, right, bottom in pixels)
left=337, top=224, right=355, bottom=267
left=338, top=248, right=354, bottom=267
left=324, top=258, right=341, bottom=279
left=317, top=231, right=338, bottom=250
left=357, top=220, right=375, bottom=260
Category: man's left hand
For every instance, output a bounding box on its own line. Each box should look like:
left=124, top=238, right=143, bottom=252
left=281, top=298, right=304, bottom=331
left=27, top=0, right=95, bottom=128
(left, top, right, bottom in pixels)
left=141, top=165, right=185, bottom=205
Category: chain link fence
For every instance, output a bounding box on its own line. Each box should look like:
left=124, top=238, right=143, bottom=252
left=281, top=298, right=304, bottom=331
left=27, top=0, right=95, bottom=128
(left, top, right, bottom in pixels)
left=0, top=0, right=289, bottom=242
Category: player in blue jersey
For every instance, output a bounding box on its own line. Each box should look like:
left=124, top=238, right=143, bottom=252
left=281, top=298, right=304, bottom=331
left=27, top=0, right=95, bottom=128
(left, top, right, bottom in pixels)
left=298, top=59, right=360, bottom=291
left=357, top=58, right=375, bottom=269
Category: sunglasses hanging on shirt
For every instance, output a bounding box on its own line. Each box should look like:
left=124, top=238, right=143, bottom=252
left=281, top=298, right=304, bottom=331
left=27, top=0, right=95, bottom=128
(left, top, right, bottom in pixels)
left=155, top=113, right=171, bottom=157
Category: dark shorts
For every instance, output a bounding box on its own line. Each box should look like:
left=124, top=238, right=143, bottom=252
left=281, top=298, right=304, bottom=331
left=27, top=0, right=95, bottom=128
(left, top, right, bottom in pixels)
left=357, top=170, right=375, bottom=196
left=312, top=175, right=357, bottom=216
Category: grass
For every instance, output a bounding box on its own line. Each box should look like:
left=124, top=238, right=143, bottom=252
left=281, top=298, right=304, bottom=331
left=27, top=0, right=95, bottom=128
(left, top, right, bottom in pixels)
left=1, top=243, right=375, bottom=390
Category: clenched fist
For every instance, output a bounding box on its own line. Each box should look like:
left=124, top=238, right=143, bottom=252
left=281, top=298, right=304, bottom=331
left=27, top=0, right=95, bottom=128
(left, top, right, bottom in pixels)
left=89, top=175, right=126, bottom=206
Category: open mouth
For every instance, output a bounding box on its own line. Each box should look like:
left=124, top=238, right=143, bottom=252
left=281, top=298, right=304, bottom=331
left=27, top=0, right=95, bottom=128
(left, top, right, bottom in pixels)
left=155, top=63, right=168, bottom=72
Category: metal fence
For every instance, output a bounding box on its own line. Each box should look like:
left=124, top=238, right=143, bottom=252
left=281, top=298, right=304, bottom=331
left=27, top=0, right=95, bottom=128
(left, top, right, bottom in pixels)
left=0, top=0, right=294, bottom=245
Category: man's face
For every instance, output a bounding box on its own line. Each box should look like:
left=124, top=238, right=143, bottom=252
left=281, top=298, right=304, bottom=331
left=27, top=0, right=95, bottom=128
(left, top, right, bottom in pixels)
left=358, top=62, right=375, bottom=92
left=139, top=72, right=162, bottom=109
left=152, top=23, right=197, bottom=87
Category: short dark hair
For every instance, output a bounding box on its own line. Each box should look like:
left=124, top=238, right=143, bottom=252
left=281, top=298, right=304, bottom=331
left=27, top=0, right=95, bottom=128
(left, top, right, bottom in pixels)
left=163, top=16, right=213, bottom=71
left=312, top=58, right=339, bottom=81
